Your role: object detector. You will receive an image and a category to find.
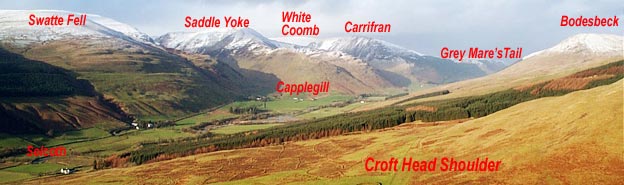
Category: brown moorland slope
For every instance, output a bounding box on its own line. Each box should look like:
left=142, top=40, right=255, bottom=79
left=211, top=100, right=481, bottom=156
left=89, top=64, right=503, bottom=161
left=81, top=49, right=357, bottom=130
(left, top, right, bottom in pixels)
left=24, top=79, right=623, bottom=184
left=355, top=34, right=624, bottom=112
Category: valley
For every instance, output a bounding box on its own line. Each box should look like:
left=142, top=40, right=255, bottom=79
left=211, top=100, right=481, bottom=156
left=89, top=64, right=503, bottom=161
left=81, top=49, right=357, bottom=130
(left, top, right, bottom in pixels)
left=3, top=58, right=611, bottom=179
left=0, top=8, right=622, bottom=185
left=0, top=90, right=373, bottom=183
left=20, top=79, right=624, bottom=184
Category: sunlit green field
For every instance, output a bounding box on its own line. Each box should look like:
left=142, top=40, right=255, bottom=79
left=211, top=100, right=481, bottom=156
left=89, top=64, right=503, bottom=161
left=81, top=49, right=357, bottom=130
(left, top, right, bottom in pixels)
left=297, top=102, right=367, bottom=119
left=224, top=94, right=352, bottom=113
left=0, top=94, right=365, bottom=184
left=210, top=124, right=283, bottom=135
left=0, top=126, right=195, bottom=183
left=176, top=111, right=237, bottom=127
left=0, top=134, right=34, bottom=149
left=0, top=163, right=70, bottom=184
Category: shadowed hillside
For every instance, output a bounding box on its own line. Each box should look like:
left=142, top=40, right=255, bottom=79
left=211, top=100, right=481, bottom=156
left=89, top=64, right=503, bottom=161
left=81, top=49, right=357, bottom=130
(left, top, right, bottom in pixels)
left=0, top=48, right=128, bottom=135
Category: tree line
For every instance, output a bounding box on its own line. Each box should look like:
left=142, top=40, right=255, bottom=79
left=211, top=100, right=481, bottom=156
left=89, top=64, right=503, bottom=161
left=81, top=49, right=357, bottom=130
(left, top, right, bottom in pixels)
left=229, top=105, right=262, bottom=114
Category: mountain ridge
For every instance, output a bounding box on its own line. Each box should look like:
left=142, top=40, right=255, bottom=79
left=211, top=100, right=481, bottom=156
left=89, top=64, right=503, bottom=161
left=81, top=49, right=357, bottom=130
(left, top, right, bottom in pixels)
left=0, top=10, right=271, bottom=120
left=0, top=10, right=155, bottom=46
left=157, top=28, right=494, bottom=90
left=1, top=9, right=618, bottom=125
left=357, top=33, right=624, bottom=111
left=523, top=33, right=623, bottom=59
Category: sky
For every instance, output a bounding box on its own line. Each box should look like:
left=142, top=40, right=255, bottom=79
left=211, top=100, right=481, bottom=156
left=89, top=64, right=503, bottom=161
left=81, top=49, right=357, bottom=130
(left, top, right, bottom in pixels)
left=1, top=0, right=622, bottom=57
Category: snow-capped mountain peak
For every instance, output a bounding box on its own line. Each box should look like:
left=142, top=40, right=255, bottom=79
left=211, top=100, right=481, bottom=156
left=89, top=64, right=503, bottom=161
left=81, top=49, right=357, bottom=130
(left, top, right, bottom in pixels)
left=523, top=33, right=623, bottom=59
left=156, top=28, right=277, bottom=54
left=0, top=10, right=154, bottom=45
left=307, top=36, right=422, bottom=61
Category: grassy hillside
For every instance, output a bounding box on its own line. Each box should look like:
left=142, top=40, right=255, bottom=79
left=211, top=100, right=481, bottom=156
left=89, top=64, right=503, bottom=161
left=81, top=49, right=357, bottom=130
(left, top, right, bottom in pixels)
left=4, top=56, right=620, bottom=185
left=6, top=39, right=256, bottom=119
left=0, top=47, right=88, bottom=97
left=355, top=56, right=624, bottom=112
left=24, top=78, right=622, bottom=184
left=99, top=60, right=621, bottom=166
left=234, top=50, right=399, bottom=95
left=0, top=48, right=127, bottom=135
left=211, top=124, right=283, bottom=135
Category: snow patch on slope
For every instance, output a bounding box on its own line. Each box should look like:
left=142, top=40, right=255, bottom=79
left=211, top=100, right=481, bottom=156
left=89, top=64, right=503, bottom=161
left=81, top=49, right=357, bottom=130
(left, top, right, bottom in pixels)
left=157, top=28, right=276, bottom=54
left=524, top=33, right=623, bottom=59
left=0, top=10, right=154, bottom=45
left=311, top=36, right=423, bottom=56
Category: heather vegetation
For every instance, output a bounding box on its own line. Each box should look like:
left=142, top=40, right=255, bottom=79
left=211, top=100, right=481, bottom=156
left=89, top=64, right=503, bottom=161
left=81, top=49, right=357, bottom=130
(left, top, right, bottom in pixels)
left=118, top=61, right=623, bottom=166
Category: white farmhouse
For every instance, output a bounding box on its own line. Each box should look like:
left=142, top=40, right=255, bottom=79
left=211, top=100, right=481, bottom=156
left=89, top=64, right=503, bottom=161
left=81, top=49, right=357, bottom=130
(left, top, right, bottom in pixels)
left=60, top=168, right=73, bottom=175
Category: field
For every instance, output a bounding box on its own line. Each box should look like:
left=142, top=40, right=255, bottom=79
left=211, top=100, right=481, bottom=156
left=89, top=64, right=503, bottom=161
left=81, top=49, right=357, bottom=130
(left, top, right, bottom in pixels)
left=0, top=93, right=362, bottom=183
left=18, top=127, right=110, bottom=147
left=176, top=94, right=355, bottom=127
left=0, top=134, right=33, bottom=149
left=296, top=102, right=367, bottom=119
left=62, top=127, right=193, bottom=156
left=21, top=80, right=623, bottom=184
left=0, top=126, right=194, bottom=183
left=0, top=170, right=33, bottom=184
left=0, top=124, right=192, bottom=156
left=0, top=162, right=71, bottom=184
left=176, top=110, right=237, bottom=127
left=223, top=94, right=352, bottom=114
left=211, top=124, right=283, bottom=135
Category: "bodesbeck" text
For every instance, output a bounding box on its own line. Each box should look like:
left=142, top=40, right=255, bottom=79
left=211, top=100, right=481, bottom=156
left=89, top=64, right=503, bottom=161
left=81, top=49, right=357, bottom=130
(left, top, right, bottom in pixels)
left=560, top=15, right=619, bottom=27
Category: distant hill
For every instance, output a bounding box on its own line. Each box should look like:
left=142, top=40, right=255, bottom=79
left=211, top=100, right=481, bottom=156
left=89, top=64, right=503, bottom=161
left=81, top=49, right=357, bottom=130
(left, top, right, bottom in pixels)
left=157, top=29, right=498, bottom=95
left=359, top=33, right=624, bottom=110
left=157, top=29, right=401, bottom=95
left=308, top=36, right=490, bottom=85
